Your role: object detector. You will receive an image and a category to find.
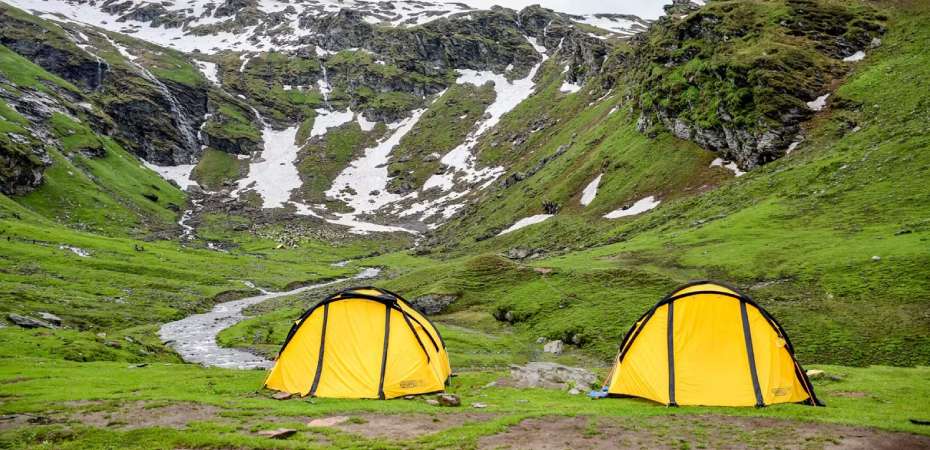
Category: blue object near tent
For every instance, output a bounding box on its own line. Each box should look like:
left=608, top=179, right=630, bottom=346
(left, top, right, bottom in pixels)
left=588, top=387, right=609, bottom=399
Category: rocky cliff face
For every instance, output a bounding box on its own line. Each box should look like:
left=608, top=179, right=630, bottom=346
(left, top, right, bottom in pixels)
left=623, top=0, right=885, bottom=169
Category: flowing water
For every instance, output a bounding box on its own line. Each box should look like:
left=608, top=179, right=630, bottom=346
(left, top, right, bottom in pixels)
left=158, top=267, right=381, bottom=369
left=101, top=34, right=200, bottom=158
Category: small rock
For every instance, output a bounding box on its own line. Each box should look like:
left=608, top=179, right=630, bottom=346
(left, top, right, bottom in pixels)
left=410, top=294, right=458, bottom=315
left=37, top=312, right=62, bottom=326
left=509, top=362, right=598, bottom=391
left=871, top=255, right=881, bottom=262
left=104, top=340, right=121, bottom=349
left=426, top=399, right=440, bottom=406
left=257, top=428, right=297, bottom=439
left=6, top=314, right=54, bottom=329
left=570, top=334, right=583, bottom=345
left=543, top=340, right=564, bottom=355
left=436, top=394, right=461, bottom=407
left=471, top=402, right=488, bottom=408
left=533, top=267, right=553, bottom=275
left=535, top=337, right=547, bottom=344
left=307, top=416, right=349, bottom=427
left=568, top=388, right=581, bottom=395
left=504, top=311, right=515, bottom=322
left=403, top=395, right=416, bottom=400
left=806, top=369, right=825, bottom=379
left=272, top=391, right=295, bottom=400
left=96, top=332, right=107, bottom=338
left=870, top=37, right=882, bottom=48
left=483, top=381, right=498, bottom=388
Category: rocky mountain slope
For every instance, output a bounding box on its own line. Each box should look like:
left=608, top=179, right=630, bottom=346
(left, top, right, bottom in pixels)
left=1, top=0, right=927, bottom=370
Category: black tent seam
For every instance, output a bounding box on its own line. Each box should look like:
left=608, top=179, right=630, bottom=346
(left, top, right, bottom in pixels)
left=667, top=300, right=677, bottom=407
left=308, top=303, right=329, bottom=397
left=740, top=300, right=765, bottom=407
left=400, top=310, right=431, bottom=363
left=377, top=304, right=391, bottom=400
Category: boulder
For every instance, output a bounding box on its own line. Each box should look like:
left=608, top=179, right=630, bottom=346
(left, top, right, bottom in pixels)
left=37, top=312, right=62, bottom=326
left=410, top=294, right=458, bottom=315
left=257, top=428, right=297, bottom=439
left=508, top=362, right=598, bottom=392
left=272, top=391, right=294, bottom=400
left=7, top=313, right=55, bottom=329
left=543, top=340, right=564, bottom=355
left=436, top=394, right=461, bottom=407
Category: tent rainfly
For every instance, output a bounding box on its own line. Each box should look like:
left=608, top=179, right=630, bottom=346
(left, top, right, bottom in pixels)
left=603, top=281, right=823, bottom=407
left=264, top=287, right=451, bottom=399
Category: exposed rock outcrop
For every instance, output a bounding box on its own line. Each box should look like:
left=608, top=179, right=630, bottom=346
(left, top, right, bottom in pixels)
left=624, top=0, right=886, bottom=169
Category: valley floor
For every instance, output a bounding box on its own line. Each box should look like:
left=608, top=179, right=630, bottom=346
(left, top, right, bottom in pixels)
left=1, top=357, right=929, bottom=449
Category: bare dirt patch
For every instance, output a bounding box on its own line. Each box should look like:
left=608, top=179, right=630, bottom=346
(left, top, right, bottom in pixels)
left=478, top=414, right=930, bottom=449
left=73, top=401, right=222, bottom=430
left=333, top=412, right=497, bottom=440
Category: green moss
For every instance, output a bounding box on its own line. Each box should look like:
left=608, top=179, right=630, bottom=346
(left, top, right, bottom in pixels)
left=191, top=149, right=243, bottom=191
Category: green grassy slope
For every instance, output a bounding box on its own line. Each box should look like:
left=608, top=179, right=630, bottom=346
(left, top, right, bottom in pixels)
left=363, top=0, right=930, bottom=367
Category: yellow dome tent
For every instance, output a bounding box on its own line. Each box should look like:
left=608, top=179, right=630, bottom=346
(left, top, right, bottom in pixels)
left=603, top=281, right=822, bottom=407
left=264, top=287, right=451, bottom=399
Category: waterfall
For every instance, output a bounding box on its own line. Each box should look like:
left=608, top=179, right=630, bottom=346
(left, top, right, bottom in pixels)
left=318, top=61, right=332, bottom=108
left=101, top=34, right=200, bottom=161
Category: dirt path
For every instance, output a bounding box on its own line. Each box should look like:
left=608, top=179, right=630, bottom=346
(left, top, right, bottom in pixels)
left=157, top=267, right=380, bottom=369
left=477, top=415, right=930, bottom=449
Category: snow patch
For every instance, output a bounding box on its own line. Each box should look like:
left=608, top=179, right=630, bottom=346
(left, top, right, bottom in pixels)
left=232, top=126, right=302, bottom=208
left=143, top=161, right=197, bottom=190
left=422, top=36, right=546, bottom=193
left=327, top=109, right=427, bottom=215
left=559, top=80, right=582, bottom=93
left=580, top=174, right=602, bottom=206
left=807, top=94, right=830, bottom=111
left=710, top=158, right=745, bottom=177
left=603, top=196, right=660, bottom=219
left=195, top=60, right=219, bottom=84
left=356, top=113, right=376, bottom=132
left=498, top=214, right=554, bottom=235
left=843, top=51, right=866, bottom=62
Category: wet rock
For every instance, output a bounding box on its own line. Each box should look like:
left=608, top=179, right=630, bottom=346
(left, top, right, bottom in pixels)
left=37, top=312, right=62, bottom=326
left=543, top=340, right=564, bottom=355
left=7, top=313, right=55, bottom=329
left=410, top=294, right=458, bottom=315
left=257, top=428, right=297, bottom=439
left=509, top=362, right=598, bottom=391
left=436, top=394, right=461, bottom=407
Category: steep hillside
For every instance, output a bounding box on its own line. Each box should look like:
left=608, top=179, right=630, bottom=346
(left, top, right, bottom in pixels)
left=367, top=0, right=930, bottom=366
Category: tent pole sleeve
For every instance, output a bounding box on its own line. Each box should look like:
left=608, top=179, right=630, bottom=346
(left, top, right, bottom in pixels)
left=740, top=301, right=765, bottom=407
left=309, top=303, right=329, bottom=397
left=667, top=302, right=677, bottom=406
left=377, top=304, right=391, bottom=400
